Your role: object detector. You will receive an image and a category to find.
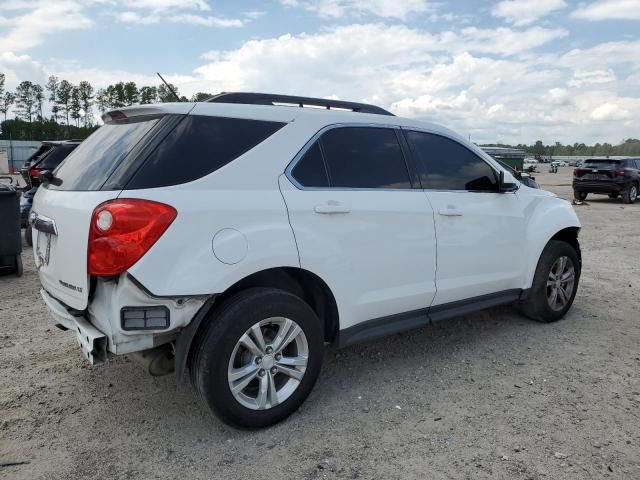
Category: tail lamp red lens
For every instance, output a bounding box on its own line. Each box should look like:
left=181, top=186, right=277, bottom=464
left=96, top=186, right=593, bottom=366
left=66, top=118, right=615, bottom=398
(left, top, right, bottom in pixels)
left=88, top=199, right=177, bottom=276
left=30, top=168, right=41, bottom=179
left=615, top=169, right=626, bottom=177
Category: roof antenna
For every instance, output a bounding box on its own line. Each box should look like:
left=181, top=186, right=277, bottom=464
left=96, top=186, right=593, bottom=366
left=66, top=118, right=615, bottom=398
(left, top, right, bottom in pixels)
left=156, top=72, right=181, bottom=102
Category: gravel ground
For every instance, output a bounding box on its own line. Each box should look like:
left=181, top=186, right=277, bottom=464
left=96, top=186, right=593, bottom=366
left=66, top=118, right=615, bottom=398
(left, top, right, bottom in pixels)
left=1, top=167, right=639, bottom=479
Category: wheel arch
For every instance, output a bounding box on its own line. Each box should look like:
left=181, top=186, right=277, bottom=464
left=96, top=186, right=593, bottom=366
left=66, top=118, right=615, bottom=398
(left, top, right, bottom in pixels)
left=175, top=267, right=339, bottom=384
left=524, top=200, right=581, bottom=289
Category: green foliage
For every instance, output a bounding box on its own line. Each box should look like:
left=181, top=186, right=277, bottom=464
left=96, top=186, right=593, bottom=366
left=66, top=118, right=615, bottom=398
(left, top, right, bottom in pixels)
left=481, top=139, right=640, bottom=157
left=0, top=118, right=98, bottom=140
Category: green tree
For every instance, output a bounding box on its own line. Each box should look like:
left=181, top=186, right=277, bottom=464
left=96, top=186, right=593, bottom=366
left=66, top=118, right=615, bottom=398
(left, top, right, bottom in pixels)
left=532, top=140, right=545, bottom=158
left=57, top=80, right=73, bottom=125
left=123, top=81, right=138, bottom=105
left=95, top=88, right=110, bottom=113
left=157, top=83, right=179, bottom=102
left=191, top=92, right=213, bottom=102
left=34, top=84, right=44, bottom=120
left=15, top=81, right=39, bottom=123
left=78, top=81, right=94, bottom=126
left=46, top=75, right=60, bottom=122
left=0, top=91, right=15, bottom=122
left=70, top=86, right=82, bottom=127
left=139, top=86, right=157, bottom=104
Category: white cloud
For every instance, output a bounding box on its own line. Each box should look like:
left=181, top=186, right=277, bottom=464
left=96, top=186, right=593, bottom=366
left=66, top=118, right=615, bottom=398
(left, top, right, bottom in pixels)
left=0, top=0, right=93, bottom=52
left=116, top=11, right=243, bottom=27
left=126, top=0, right=211, bottom=11
left=280, top=0, right=435, bottom=20
left=571, top=0, right=640, bottom=21
left=492, top=0, right=567, bottom=26
left=590, top=102, right=633, bottom=120
left=568, top=69, right=616, bottom=87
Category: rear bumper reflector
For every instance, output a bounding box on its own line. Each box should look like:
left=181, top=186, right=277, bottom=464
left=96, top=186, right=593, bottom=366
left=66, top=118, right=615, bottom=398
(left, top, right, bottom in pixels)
left=121, top=306, right=170, bottom=331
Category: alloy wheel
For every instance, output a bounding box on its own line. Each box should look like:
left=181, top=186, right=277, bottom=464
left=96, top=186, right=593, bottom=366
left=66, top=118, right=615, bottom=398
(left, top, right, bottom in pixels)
left=227, top=317, right=308, bottom=410
left=546, top=256, right=576, bottom=311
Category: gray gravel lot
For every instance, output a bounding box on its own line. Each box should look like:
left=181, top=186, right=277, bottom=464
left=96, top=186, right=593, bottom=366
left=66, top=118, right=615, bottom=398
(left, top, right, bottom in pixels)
left=1, top=168, right=639, bottom=479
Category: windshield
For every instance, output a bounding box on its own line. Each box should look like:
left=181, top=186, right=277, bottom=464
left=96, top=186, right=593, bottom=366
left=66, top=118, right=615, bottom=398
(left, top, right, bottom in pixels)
left=50, top=116, right=161, bottom=191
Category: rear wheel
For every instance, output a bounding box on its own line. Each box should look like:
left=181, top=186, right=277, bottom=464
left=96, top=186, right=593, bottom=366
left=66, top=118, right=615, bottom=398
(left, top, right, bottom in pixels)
left=573, top=191, right=587, bottom=201
left=15, top=255, right=23, bottom=277
left=24, top=225, right=33, bottom=247
left=190, top=288, right=324, bottom=428
left=622, top=183, right=638, bottom=204
left=520, top=240, right=580, bottom=323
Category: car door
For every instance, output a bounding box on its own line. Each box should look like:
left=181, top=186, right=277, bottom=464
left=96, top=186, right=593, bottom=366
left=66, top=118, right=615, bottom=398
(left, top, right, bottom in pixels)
left=279, top=125, right=437, bottom=331
left=403, top=129, right=527, bottom=307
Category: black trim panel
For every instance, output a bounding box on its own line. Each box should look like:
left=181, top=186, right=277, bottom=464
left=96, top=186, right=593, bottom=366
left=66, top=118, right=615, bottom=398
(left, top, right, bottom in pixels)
left=338, top=289, right=528, bottom=348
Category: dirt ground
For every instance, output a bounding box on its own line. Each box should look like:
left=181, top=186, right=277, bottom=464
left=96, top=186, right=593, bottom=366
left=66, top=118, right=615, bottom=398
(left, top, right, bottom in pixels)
left=1, top=167, right=639, bottom=480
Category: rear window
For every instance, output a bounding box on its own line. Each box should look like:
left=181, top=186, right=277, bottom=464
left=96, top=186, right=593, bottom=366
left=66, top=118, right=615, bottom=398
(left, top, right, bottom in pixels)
left=125, top=115, right=286, bottom=189
left=36, top=144, right=77, bottom=170
left=51, top=116, right=161, bottom=191
left=583, top=160, right=622, bottom=169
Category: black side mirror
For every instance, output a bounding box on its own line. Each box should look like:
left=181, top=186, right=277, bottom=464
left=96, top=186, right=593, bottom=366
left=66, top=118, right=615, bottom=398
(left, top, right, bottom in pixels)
left=498, top=170, right=518, bottom=193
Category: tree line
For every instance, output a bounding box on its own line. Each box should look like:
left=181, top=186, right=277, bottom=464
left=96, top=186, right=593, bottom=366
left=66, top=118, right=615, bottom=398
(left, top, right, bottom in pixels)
left=0, top=72, right=215, bottom=141
left=482, top=139, right=640, bottom=157
left=2, top=71, right=638, bottom=153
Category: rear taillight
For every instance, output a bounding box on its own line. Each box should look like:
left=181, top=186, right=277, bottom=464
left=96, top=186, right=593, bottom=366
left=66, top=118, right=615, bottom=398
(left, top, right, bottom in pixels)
left=615, top=169, right=626, bottom=177
left=88, top=199, right=177, bottom=276
left=573, top=168, right=578, bottom=176
left=30, top=168, right=41, bottom=179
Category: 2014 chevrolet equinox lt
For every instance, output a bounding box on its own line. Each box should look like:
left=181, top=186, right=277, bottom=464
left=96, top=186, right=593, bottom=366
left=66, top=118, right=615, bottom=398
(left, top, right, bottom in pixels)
left=31, top=93, right=581, bottom=428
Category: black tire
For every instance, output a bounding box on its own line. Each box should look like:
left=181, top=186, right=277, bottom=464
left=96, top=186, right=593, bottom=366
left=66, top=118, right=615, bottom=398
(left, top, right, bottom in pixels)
left=520, top=240, right=580, bottom=323
left=190, top=288, right=324, bottom=428
left=621, top=183, right=638, bottom=204
left=15, top=255, right=23, bottom=277
left=573, top=190, right=587, bottom=201
left=25, top=225, right=33, bottom=247
left=608, top=193, right=619, bottom=199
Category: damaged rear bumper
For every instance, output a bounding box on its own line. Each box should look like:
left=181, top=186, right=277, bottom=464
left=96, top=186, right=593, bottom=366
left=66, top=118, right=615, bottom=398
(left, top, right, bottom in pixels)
left=40, top=288, right=107, bottom=364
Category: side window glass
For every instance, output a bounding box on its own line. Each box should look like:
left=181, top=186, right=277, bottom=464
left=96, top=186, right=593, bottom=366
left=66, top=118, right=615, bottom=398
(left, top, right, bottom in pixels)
left=320, top=127, right=411, bottom=189
left=291, top=142, right=329, bottom=187
left=405, top=131, right=498, bottom=191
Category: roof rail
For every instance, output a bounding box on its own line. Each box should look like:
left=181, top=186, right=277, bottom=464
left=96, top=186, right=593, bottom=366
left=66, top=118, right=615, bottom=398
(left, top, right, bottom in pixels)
left=206, top=92, right=394, bottom=116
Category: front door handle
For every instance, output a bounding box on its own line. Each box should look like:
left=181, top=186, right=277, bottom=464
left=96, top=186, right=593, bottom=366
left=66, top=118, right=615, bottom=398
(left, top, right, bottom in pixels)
left=314, top=201, right=351, bottom=214
left=438, top=208, right=462, bottom=217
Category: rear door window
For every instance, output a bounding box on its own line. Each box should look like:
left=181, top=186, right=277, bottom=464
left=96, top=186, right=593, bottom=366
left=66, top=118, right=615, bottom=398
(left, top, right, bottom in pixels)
left=405, top=131, right=498, bottom=191
left=50, top=116, right=161, bottom=191
left=291, top=142, right=329, bottom=188
left=126, top=115, right=286, bottom=189
left=318, top=127, right=412, bottom=189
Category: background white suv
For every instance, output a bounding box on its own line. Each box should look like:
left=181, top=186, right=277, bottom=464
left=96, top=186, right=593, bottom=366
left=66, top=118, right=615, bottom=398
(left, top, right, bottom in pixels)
left=31, top=93, right=581, bottom=428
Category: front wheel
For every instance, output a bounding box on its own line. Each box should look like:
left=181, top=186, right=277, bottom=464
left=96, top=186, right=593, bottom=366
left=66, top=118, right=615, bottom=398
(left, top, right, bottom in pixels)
left=622, top=183, right=638, bottom=204
left=573, top=190, right=587, bottom=201
left=190, top=288, right=324, bottom=428
left=520, top=240, right=580, bottom=323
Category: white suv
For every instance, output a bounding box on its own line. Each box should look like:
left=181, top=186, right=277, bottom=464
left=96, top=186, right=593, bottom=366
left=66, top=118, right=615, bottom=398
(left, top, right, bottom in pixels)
left=31, top=93, right=581, bottom=428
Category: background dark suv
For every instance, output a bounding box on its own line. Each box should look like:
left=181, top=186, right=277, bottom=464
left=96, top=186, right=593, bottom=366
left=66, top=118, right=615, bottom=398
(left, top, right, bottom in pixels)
left=20, top=140, right=81, bottom=188
left=573, top=158, right=640, bottom=203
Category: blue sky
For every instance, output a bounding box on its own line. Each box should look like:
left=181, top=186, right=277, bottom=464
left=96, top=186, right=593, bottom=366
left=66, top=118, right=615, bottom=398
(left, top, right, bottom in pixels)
left=1, top=0, right=639, bottom=144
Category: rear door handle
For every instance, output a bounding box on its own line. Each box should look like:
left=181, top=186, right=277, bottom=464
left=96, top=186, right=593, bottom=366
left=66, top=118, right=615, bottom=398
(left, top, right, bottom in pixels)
left=438, top=208, right=462, bottom=217
left=314, top=202, right=351, bottom=214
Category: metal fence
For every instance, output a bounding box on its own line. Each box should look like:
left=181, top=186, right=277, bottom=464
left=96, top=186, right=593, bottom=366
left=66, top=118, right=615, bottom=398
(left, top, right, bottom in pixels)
left=0, top=140, right=42, bottom=172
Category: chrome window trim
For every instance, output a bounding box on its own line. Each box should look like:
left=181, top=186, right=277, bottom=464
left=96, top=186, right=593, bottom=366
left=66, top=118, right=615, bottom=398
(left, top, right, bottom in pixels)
left=284, top=123, right=416, bottom=192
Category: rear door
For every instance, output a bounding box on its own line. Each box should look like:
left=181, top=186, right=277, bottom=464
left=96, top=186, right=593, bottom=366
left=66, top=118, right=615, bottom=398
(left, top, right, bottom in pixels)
left=32, top=115, right=163, bottom=310
left=280, top=125, right=437, bottom=329
left=403, top=129, right=527, bottom=306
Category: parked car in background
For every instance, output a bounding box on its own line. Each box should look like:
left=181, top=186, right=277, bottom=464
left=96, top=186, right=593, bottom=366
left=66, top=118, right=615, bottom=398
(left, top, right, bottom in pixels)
left=20, top=140, right=81, bottom=188
left=20, top=140, right=81, bottom=246
left=31, top=93, right=582, bottom=428
left=573, top=158, right=640, bottom=203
